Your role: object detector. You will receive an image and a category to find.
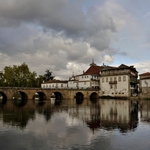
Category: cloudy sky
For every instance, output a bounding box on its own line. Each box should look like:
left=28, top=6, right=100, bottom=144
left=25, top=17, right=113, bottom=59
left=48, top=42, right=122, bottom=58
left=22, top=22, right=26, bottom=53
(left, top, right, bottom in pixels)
left=0, top=0, right=150, bottom=79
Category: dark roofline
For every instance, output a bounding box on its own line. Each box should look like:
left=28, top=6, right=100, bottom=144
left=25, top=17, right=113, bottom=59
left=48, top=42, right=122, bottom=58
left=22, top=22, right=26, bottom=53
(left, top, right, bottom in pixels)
left=42, top=80, right=68, bottom=84
left=139, top=72, right=150, bottom=76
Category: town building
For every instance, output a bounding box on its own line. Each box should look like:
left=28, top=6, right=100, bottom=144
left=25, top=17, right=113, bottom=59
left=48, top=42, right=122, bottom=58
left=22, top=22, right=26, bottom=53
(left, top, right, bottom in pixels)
left=41, top=62, right=139, bottom=99
left=68, top=60, right=104, bottom=89
left=100, top=64, right=138, bottom=98
left=41, top=80, right=68, bottom=89
left=139, top=72, right=150, bottom=98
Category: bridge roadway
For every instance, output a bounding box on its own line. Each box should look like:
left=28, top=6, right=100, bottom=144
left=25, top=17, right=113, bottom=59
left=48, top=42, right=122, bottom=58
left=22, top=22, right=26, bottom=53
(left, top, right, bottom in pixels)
left=0, top=87, right=100, bottom=101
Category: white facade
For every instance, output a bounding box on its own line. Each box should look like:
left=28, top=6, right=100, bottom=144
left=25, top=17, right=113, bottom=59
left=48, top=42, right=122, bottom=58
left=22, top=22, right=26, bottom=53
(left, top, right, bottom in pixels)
left=68, top=74, right=100, bottom=89
left=139, top=72, right=150, bottom=96
left=67, top=62, right=101, bottom=89
left=141, top=79, right=150, bottom=87
left=100, top=75, right=129, bottom=97
left=100, top=64, right=138, bottom=97
left=41, top=80, right=68, bottom=89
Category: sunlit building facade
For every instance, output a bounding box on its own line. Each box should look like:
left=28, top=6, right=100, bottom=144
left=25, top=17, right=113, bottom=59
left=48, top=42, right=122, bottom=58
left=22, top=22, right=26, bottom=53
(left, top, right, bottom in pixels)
left=139, top=72, right=150, bottom=98
left=100, top=64, right=138, bottom=98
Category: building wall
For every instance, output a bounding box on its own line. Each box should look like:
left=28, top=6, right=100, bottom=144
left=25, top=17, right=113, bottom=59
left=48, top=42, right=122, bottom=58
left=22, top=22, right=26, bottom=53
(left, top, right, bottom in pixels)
left=79, top=75, right=91, bottom=81
left=68, top=81, right=78, bottom=89
left=140, top=79, right=150, bottom=97
left=100, top=75, right=130, bottom=97
left=41, top=83, right=68, bottom=89
left=141, top=79, right=150, bottom=87
left=68, top=75, right=100, bottom=89
left=78, top=81, right=90, bottom=89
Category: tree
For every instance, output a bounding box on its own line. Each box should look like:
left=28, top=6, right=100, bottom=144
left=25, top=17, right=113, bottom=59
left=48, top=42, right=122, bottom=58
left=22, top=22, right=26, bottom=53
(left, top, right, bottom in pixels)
left=36, top=75, right=44, bottom=87
left=2, top=63, right=39, bottom=87
left=0, top=63, right=47, bottom=87
left=43, top=70, right=55, bottom=82
left=0, top=71, right=5, bottom=86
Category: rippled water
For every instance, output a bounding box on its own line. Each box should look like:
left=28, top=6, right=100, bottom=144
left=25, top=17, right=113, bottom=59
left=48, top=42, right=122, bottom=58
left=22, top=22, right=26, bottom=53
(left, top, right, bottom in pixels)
left=0, top=99, right=150, bottom=150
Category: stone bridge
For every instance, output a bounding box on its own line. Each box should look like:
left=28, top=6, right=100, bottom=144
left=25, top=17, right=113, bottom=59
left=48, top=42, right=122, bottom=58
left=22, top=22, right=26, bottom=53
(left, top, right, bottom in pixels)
left=0, top=87, right=100, bottom=101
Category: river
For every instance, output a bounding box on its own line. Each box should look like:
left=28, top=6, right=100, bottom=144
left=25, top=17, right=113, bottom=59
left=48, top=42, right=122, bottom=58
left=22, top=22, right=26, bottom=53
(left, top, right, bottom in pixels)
left=0, top=98, right=150, bottom=150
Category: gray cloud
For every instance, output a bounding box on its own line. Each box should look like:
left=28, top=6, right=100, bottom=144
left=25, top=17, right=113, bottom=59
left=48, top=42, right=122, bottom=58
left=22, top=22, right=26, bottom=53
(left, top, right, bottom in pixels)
left=0, top=0, right=130, bottom=79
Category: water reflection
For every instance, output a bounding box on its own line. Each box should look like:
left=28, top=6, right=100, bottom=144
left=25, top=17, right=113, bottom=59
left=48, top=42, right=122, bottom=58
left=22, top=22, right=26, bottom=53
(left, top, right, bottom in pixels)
left=13, top=98, right=27, bottom=107
left=140, top=100, right=150, bottom=122
left=67, top=99, right=138, bottom=132
left=100, top=100, right=138, bottom=132
left=0, top=99, right=140, bottom=132
left=1, top=99, right=150, bottom=150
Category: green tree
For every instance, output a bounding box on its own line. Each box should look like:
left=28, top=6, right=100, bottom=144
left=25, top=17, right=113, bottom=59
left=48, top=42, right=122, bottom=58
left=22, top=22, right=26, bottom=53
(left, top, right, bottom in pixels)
left=43, top=70, right=55, bottom=82
left=36, top=75, right=44, bottom=87
left=0, top=63, right=46, bottom=87
left=0, top=71, right=5, bottom=86
left=2, top=63, right=39, bottom=87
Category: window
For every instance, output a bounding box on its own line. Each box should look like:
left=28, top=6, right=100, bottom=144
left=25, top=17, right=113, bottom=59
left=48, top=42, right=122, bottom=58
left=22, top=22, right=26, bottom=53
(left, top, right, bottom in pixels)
left=115, top=84, right=117, bottom=89
left=114, top=77, right=117, bottom=81
left=110, top=77, right=112, bottom=81
left=110, top=85, right=113, bottom=89
left=84, top=82, right=86, bottom=85
left=118, top=76, right=121, bottom=82
left=102, top=78, right=104, bottom=82
left=106, top=77, right=108, bottom=82
left=61, top=84, right=63, bottom=87
left=123, top=76, right=126, bottom=81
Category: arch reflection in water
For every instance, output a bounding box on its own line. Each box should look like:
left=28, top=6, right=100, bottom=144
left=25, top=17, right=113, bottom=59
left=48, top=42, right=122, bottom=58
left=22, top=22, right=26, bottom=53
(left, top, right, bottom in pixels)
left=0, top=99, right=139, bottom=132
left=0, top=100, right=35, bottom=129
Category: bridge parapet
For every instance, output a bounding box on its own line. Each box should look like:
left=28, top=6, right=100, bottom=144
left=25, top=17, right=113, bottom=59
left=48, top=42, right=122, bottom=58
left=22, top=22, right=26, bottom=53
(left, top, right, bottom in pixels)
left=0, top=87, right=100, bottom=100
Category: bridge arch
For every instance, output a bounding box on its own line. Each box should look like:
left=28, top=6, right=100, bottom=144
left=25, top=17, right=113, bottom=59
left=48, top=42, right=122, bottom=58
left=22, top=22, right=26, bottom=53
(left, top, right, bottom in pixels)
left=35, top=91, right=47, bottom=101
left=0, top=91, right=7, bottom=104
left=53, top=91, right=63, bottom=100
left=90, top=92, right=99, bottom=103
left=17, top=91, right=28, bottom=100
left=12, top=91, right=28, bottom=107
left=90, top=92, right=99, bottom=99
left=75, top=92, right=84, bottom=104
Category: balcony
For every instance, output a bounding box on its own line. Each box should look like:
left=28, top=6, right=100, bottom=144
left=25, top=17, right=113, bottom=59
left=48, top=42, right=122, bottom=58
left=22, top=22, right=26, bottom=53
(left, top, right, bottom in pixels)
left=109, top=81, right=117, bottom=84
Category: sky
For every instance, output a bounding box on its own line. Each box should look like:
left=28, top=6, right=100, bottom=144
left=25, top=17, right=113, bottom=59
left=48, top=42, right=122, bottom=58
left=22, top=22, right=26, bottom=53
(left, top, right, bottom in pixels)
left=0, top=0, right=150, bottom=79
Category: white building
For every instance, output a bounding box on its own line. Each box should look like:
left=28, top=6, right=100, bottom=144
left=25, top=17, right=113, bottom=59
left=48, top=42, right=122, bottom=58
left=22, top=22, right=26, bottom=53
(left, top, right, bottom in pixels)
left=100, top=64, right=138, bottom=98
left=41, top=80, right=68, bottom=89
left=68, top=61, right=105, bottom=89
left=139, top=72, right=150, bottom=97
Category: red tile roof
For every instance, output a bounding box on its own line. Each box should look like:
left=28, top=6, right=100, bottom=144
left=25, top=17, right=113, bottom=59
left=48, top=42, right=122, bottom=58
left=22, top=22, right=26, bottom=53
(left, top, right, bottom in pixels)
left=83, top=65, right=104, bottom=75
left=139, top=72, right=150, bottom=76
